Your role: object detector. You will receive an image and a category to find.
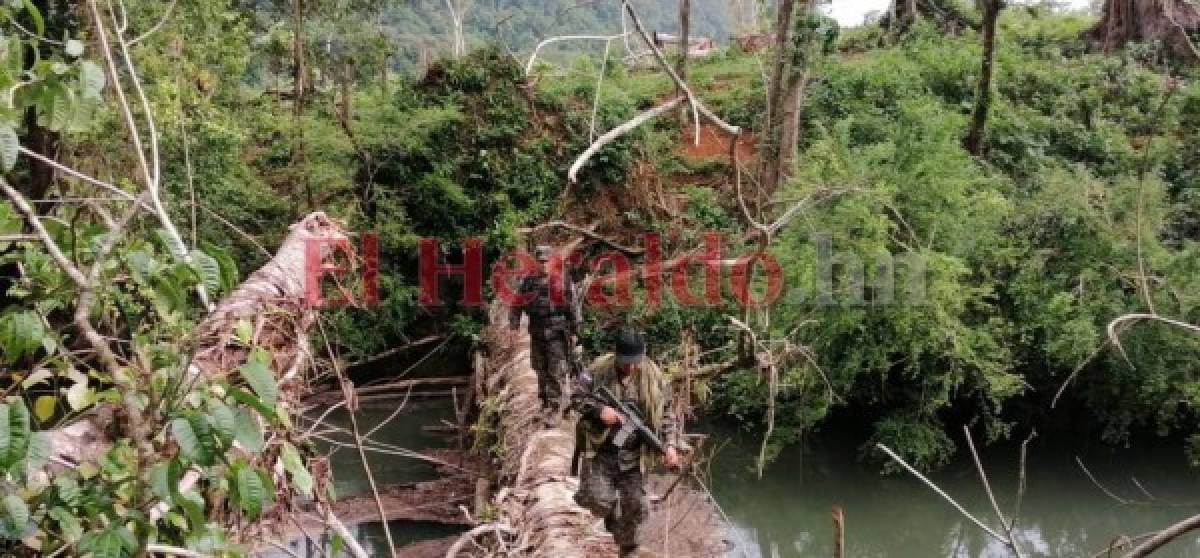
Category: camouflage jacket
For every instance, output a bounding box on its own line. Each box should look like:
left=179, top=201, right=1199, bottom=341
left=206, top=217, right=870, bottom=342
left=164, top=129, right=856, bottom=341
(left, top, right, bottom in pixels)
left=507, top=271, right=582, bottom=337
left=570, top=353, right=679, bottom=472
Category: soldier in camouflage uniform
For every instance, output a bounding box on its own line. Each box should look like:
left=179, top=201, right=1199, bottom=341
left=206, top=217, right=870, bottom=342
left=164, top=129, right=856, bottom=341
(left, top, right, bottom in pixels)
left=508, top=245, right=582, bottom=419
left=571, top=330, right=682, bottom=558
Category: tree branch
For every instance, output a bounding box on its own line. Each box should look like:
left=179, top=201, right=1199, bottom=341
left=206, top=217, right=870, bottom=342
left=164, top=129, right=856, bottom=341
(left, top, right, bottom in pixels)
left=568, top=95, right=684, bottom=182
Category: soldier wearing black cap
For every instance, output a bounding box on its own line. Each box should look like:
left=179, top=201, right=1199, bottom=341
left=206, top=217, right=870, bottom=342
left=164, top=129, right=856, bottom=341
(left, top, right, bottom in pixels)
left=570, top=329, right=681, bottom=557
left=508, top=245, right=582, bottom=420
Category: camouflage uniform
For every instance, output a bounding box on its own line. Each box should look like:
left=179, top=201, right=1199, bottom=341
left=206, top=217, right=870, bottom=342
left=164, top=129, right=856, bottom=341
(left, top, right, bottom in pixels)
left=508, top=265, right=582, bottom=411
left=571, top=353, right=678, bottom=556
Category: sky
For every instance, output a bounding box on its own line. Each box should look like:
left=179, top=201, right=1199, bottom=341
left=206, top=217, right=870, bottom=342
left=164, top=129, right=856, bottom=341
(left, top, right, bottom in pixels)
left=824, top=0, right=1094, bottom=27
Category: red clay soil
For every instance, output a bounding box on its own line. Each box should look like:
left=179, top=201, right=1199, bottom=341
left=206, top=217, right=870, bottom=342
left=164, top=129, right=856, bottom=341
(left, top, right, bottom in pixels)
left=678, top=123, right=756, bottom=162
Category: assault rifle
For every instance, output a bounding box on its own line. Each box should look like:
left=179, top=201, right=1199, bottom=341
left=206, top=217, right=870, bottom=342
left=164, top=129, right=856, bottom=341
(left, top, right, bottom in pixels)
left=583, top=385, right=667, bottom=456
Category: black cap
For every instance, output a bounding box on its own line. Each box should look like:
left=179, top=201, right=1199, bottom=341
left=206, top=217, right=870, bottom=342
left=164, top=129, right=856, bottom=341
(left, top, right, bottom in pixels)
left=615, top=329, right=645, bottom=366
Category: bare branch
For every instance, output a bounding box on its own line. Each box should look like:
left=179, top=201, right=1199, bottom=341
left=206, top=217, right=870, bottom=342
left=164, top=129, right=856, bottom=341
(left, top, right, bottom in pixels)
left=877, top=443, right=1007, bottom=542
left=1126, top=514, right=1200, bottom=557
left=524, top=33, right=629, bottom=76
left=1, top=178, right=88, bottom=287
left=1107, top=313, right=1200, bottom=366
left=519, top=220, right=644, bottom=255
left=317, top=319, right=399, bottom=558
left=18, top=147, right=148, bottom=208
left=621, top=0, right=741, bottom=140
left=569, top=95, right=684, bottom=182
left=1076, top=456, right=1130, bottom=505
left=964, top=425, right=1024, bottom=557
left=129, top=0, right=178, bottom=46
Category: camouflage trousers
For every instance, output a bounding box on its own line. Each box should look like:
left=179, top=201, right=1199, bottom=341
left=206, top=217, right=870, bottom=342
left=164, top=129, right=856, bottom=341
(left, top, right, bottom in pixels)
left=574, top=451, right=647, bottom=554
left=529, top=333, right=568, bottom=409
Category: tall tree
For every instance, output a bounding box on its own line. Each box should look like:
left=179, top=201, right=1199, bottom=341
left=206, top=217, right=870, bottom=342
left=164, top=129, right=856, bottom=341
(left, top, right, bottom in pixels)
left=1087, top=0, right=1200, bottom=62
left=965, top=0, right=1004, bottom=156
left=758, top=1, right=837, bottom=196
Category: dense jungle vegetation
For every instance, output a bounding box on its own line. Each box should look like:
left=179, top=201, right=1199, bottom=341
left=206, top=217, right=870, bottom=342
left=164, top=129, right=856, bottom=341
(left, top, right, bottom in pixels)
left=1, top=0, right=1199, bottom=555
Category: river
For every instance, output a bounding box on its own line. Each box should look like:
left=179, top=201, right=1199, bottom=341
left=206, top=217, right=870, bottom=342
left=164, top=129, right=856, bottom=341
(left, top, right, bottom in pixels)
left=266, top=400, right=1200, bottom=557
left=707, top=425, right=1200, bottom=557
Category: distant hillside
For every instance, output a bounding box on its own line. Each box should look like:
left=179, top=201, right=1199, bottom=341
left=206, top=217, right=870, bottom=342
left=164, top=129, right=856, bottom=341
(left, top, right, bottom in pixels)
left=381, top=0, right=744, bottom=68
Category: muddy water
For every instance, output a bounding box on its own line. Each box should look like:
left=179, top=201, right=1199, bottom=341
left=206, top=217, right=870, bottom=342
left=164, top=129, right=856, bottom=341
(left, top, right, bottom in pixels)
left=315, top=402, right=457, bottom=497
left=706, top=427, right=1200, bottom=558
left=265, top=399, right=1200, bottom=558
left=260, top=400, right=466, bottom=557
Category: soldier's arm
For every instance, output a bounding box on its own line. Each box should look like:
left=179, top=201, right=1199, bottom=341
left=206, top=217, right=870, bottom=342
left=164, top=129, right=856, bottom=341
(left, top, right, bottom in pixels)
left=569, top=389, right=604, bottom=421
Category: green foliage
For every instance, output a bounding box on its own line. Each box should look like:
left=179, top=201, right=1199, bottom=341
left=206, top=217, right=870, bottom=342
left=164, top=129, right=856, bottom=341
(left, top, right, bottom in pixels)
left=710, top=7, right=1200, bottom=468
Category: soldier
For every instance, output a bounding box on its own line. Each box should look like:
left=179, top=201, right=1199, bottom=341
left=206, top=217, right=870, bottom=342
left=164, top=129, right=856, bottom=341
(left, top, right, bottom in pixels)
left=571, top=330, right=682, bottom=558
left=508, top=245, right=582, bottom=420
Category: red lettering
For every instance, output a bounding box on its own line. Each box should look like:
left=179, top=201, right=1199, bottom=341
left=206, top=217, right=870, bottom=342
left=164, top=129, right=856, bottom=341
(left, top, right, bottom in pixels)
left=730, top=251, right=784, bottom=307
left=670, top=232, right=722, bottom=306
left=491, top=250, right=541, bottom=307
left=304, top=237, right=353, bottom=308
left=586, top=251, right=633, bottom=307
left=418, top=238, right=484, bottom=306
left=642, top=232, right=662, bottom=308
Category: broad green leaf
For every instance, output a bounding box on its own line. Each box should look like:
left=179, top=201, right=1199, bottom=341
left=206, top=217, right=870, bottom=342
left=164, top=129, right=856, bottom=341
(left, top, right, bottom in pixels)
left=191, top=250, right=221, bottom=295
left=1, top=310, right=45, bottom=363
left=148, top=462, right=174, bottom=505
left=33, top=395, right=55, bottom=422
left=227, top=386, right=275, bottom=422
left=330, top=533, right=345, bottom=557
left=238, top=351, right=278, bottom=407
left=233, top=407, right=264, bottom=454
left=156, top=229, right=188, bottom=260
left=54, top=476, right=80, bottom=506
left=20, top=0, right=44, bottom=35
left=0, top=202, right=20, bottom=235
left=78, top=526, right=136, bottom=558
left=0, top=403, right=9, bottom=463
left=153, top=272, right=187, bottom=313
left=171, top=414, right=216, bottom=466
left=177, top=490, right=206, bottom=531
left=234, top=463, right=266, bottom=519
left=0, top=123, right=16, bottom=172
left=7, top=36, right=23, bottom=77
left=202, top=242, right=240, bottom=293
left=2, top=494, right=29, bottom=535
left=234, top=320, right=253, bottom=344
left=279, top=442, right=313, bottom=497
left=79, top=60, right=105, bottom=100
left=48, top=507, right=82, bottom=542
left=208, top=400, right=236, bottom=448
left=23, top=431, right=51, bottom=471
left=0, top=400, right=30, bottom=468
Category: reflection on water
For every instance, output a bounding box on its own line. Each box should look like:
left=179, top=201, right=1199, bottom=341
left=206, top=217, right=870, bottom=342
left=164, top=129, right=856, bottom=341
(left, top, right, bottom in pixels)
left=257, top=401, right=462, bottom=557
left=707, top=428, right=1200, bottom=558
left=313, top=401, right=456, bottom=498
left=259, top=520, right=465, bottom=557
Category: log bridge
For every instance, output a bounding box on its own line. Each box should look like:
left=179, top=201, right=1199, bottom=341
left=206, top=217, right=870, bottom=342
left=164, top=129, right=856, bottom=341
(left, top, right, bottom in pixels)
left=457, top=306, right=728, bottom=557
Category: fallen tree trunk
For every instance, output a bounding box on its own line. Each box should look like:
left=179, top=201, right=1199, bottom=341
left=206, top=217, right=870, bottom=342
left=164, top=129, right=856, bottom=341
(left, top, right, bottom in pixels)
left=36, top=212, right=347, bottom=530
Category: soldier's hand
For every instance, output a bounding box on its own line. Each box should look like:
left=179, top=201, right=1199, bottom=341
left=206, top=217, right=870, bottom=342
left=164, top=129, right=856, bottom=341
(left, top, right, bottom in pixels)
left=599, top=406, right=624, bottom=426
left=663, top=446, right=682, bottom=470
